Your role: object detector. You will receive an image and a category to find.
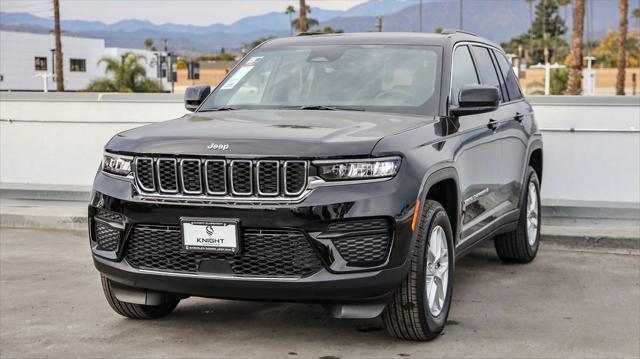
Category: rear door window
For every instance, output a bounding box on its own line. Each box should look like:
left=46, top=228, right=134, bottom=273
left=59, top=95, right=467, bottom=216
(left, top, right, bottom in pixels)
left=450, top=45, right=479, bottom=106
left=493, top=50, right=523, bottom=101
left=471, top=45, right=505, bottom=102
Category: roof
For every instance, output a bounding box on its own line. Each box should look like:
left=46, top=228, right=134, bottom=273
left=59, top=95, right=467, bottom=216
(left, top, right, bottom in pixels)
left=261, top=31, right=501, bottom=51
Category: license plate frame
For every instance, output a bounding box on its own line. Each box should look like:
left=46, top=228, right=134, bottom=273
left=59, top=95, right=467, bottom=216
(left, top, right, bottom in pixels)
left=180, top=217, right=240, bottom=254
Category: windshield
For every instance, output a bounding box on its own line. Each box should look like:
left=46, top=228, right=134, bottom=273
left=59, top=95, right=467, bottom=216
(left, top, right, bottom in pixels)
left=201, top=45, right=442, bottom=116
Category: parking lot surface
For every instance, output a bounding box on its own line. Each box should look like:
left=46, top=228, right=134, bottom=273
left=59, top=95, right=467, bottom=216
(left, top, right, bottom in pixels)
left=1, top=228, right=638, bottom=359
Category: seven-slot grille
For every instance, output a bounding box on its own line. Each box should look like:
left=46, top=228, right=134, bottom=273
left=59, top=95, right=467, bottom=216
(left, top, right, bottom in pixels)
left=134, top=157, right=307, bottom=198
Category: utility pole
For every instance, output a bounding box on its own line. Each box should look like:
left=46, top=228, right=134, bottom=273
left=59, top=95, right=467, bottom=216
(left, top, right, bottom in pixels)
left=459, top=0, right=463, bottom=30
left=53, top=0, right=64, bottom=91
left=419, top=0, right=423, bottom=32
left=376, top=16, right=383, bottom=32
left=299, top=0, right=307, bottom=33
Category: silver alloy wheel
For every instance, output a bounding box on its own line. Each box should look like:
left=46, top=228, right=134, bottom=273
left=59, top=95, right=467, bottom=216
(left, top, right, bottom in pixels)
left=526, top=181, right=539, bottom=246
left=425, top=225, right=449, bottom=317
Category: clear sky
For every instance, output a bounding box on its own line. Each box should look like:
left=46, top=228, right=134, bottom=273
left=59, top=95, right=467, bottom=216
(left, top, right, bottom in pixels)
left=0, top=0, right=369, bottom=26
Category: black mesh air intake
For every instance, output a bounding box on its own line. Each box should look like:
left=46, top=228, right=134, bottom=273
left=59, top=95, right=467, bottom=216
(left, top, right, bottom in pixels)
left=181, top=159, right=202, bottom=194
left=284, top=161, right=306, bottom=195
left=94, top=221, right=120, bottom=251
left=257, top=161, right=279, bottom=195
left=157, top=159, right=178, bottom=193
left=205, top=160, right=227, bottom=194
left=231, top=161, right=252, bottom=195
left=124, top=225, right=323, bottom=277
left=135, top=158, right=155, bottom=191
left=326, top=218, right=392, bottom=265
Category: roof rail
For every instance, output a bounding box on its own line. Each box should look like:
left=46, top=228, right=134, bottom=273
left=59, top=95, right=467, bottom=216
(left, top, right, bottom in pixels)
left=440, top=29, right=479, bottom=37
left=296, top=32, right=326, bottom=36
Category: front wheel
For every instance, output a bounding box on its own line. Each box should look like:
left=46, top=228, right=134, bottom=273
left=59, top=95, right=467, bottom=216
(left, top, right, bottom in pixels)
left=494, top=166, right=541, bottom=263
left=383, top=200, right=454, bottom=341
left=101, top=274, right=180, bottom=319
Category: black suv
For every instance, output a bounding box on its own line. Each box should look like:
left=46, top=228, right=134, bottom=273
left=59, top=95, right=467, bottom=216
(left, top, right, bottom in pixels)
left=90, top=32, right=543, bottom=341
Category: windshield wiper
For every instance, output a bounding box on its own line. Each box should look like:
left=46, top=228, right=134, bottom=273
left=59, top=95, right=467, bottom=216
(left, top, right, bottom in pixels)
left=297, top=105, right=365, bottom=112
left=198, top=107, right=238, bottom=112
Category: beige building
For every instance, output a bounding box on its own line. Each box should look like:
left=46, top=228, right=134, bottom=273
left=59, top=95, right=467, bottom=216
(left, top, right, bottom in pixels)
left=519, top=67, right=640, bottom=96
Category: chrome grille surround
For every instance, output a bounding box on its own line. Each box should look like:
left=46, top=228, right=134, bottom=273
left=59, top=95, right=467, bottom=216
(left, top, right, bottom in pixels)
left=156, top=158, right=179, bottom=194
left=256, top=160, right=280, bottom=196
left=180, top=158, right=203, bottom=194
left=204, top=159, right=227, bottom=195
left=134, top=157, right=155, bottom=192
left=283, top=160, right=308, bottom=196
left=132, top=156, right=310, bottom=202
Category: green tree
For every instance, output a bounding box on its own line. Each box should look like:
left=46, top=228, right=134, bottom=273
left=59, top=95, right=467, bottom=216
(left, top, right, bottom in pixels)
left=503, top=0, right=569, bottom=64
left=85, top=52, right=164, bottom=93
left=321, top=26, right=343, bottom=33
left=285, top=5, right=296, bottom=35
left=143, top=38, right=154, bottom=50
left=291, top=17, right=319, bottom=31
left=593, top=29, right=639, bottom=67
left=244, top=36, right=277, bottom=52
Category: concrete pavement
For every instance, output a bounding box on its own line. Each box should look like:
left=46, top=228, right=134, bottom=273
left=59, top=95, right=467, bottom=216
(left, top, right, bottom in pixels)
left=0, top=228, right=638, bottom=359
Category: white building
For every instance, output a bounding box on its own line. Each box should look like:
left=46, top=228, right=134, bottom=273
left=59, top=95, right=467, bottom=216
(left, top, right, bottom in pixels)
left=0, top=30, right=170, bottom=92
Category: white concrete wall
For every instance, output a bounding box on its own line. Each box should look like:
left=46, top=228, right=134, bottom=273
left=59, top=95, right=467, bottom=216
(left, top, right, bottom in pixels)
left=1, top=93, right=638, bottom=208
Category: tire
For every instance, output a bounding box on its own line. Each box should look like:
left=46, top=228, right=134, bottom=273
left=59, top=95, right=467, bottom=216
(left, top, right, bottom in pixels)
left=101, top=274, right=180, bottom=319
left=494, top=166, right=541, bottom=263
left=383, top=200, right=455, bottom=341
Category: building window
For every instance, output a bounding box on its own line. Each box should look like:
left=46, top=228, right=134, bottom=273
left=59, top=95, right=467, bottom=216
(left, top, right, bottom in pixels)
left=70, top=58, right=86, bottom=72
left=34, top=57, right=47, bottom=71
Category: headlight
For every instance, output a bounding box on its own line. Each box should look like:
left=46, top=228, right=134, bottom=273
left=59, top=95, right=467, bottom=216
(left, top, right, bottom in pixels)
left=315, top=157, right=401, bottom=181
left=103, top=152, right=132, bottom=176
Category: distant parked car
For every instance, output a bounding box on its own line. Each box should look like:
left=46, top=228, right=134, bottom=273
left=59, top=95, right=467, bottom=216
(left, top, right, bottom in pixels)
left=90, top=31, right=543, bottom=341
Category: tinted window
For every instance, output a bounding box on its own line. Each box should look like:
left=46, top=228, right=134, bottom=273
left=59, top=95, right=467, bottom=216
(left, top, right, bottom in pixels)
left=34, top=57, right=47, bottom=71
left=493, top=51, right=523, bottom=101
left=450, top=45, right=479, bottom=106
left=204, top=45, right=442, bottom=116
left=471, top=46, right=504, bottom=102
left=70, top=59, right=86, bottom=72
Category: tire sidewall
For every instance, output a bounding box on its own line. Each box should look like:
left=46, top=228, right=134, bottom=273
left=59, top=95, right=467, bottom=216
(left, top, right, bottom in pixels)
left=416, top=204, right=455, bottom=331
left=523, top=168, right=541, bottom=256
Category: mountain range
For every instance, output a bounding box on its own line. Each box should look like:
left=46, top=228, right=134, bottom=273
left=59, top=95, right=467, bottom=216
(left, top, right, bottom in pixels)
left=0, top=0, right=622, bottom=54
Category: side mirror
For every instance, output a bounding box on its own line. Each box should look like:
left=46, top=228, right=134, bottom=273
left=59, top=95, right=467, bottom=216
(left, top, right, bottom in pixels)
left=184, top=85, right=211, bottom=112
left=450, top=85, right=500, bottom=117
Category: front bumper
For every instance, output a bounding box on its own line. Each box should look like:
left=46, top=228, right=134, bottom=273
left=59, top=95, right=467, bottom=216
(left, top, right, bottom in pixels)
left=90, top=169, right=419, bottom=303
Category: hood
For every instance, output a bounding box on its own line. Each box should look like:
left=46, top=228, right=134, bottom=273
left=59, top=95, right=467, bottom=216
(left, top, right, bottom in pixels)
left=106, top=110, right=436, bottom=158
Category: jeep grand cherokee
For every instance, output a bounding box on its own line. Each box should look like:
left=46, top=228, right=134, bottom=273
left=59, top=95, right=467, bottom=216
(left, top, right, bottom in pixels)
left=90, top=31, right=543, bottom=341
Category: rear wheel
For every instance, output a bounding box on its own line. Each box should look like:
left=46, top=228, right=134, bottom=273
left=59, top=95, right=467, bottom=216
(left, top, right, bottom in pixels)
left=494, top=166, right=541, bottom=263
left=101, top=274, right=180, bottom=319
left=383, top=200, right=454, bottom=341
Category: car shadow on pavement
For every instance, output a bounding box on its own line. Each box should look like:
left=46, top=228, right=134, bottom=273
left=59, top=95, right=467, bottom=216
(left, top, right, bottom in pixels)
left=122, top=248, right=503, bottom=344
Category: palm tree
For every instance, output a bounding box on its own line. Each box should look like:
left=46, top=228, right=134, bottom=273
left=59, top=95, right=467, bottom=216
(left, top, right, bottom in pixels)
left=292, top=17, right=319, bottom=31
left=299, top=0, right=308, bottom=32
left=85, top=52, right=163, bottom=93
left=616, top=0, right=629, bottom=95
left=285, top=5, right=296, bottom=35
left=567, top=0, right=585, bottom=95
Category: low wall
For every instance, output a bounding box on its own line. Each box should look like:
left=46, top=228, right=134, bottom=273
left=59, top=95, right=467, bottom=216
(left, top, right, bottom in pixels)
left=1, top=92, right=639, bottom=210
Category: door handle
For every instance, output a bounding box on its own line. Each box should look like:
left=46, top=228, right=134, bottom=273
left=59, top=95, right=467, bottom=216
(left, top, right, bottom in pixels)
left=487, top=119, right=500, bottom=131
left=514, top=112, right=525, bottom=122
